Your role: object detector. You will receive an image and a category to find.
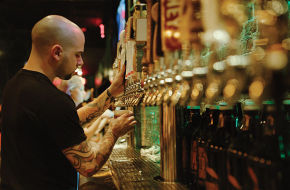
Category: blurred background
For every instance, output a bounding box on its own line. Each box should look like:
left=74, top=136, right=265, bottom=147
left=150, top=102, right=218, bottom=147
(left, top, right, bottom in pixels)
left=0, top=0, right=125, bottom=103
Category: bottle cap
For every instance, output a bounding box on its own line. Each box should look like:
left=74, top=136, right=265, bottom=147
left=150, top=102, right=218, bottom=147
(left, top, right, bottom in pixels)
left=283, top=99, right=290, bottom=105
left=218, top=102, right=233, bottom=110
left=244, top=99, right=260, bottom=110
left=262, top=100, right=275, bottom=105
left=187, top=106, right=200, bottom=109
left=205, top=104, right=220, bottom=110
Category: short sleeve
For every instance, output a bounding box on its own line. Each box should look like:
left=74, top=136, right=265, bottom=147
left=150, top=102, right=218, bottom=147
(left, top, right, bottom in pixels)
left=39, top=93, right=87, bottom=150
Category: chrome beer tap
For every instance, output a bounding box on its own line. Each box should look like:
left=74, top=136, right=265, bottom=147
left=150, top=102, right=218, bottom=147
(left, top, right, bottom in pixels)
left=156, top=71, right=166, bottom=106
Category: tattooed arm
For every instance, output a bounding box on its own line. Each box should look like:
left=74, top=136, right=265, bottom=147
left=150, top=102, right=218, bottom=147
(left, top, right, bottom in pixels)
left=77, top=66, right=125, bottom=124
left=63, top=130, right=117, bottom=177
left=63, top=111, right=136, bottom=177
left=77, top=89, right=112, bottom=125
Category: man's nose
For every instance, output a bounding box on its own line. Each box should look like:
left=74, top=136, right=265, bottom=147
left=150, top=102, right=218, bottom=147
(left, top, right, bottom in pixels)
left=77, top=56, right=84, bottom=67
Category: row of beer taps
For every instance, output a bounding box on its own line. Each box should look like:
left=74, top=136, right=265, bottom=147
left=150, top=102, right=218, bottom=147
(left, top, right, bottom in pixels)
left=114, top=0, right=289, bottom=108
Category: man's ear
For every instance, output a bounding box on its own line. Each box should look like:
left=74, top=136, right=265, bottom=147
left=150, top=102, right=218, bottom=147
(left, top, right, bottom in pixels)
left=51, top=44, right=63, bottom=61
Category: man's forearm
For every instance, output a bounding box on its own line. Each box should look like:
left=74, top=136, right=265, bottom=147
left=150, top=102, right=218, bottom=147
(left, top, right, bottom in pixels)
left=77, top=89, right=113, bottom=125
left=63, top=129, right=117, bottom=177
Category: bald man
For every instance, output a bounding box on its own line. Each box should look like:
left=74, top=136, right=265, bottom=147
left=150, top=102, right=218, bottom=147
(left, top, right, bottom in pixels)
left=0, top=15, right=136, bottom=190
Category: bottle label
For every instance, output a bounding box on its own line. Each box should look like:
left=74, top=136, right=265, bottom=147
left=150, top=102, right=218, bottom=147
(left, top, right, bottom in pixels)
left=228, top=174, right=242, bottom=190
left=248, top=167, right=260, bottom=190
left=198, top=146, right=208, bottom=180
left=191, top=140, right=198, bottom=172
left=205, top=181, right=219, bottom=190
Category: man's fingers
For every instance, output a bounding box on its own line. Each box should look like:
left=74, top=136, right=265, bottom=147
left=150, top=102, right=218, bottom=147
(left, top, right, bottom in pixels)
left=114, top=110, right=131, bottom=117
left=121, top=63, right=126, bottom=75
left=120, top=111, right=134, bottom=118
left=106, top=118, right=112, bottom=123
left=127, top=116, right=135, bottom=123
left=128, top=120, right=137, bottom=126
left=117, top=64, right=126, bottom=79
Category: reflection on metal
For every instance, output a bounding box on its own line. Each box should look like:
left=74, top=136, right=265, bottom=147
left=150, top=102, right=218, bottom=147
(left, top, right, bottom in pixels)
left=115, top=82, right=144, bottom=107
left=161, top=103, right=177, bottom=182
left=109, top=148, right=187, bottom=190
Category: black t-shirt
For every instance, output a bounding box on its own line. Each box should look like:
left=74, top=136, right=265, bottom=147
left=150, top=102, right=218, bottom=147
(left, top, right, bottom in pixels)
left=0, top=69, right=87, bottom=190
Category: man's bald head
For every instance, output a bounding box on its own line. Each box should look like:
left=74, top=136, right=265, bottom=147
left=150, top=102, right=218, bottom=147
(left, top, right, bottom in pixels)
left=31, top=15, right=83, bottom=54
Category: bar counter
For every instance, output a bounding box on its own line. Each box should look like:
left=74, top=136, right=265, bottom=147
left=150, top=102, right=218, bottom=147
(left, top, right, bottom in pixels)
left=80, top=146, right=188, bottom=190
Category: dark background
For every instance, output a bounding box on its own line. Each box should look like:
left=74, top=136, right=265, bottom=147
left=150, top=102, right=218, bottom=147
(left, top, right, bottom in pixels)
left=0, top=0, right=121, bottom=103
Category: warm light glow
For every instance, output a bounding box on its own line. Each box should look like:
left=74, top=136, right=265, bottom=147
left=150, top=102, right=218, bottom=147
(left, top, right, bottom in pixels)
left=99, top=24, right=105, bottom=38
left=213, top=61, right=226, bottom=72
left=213, top=29, right=230, bottom=44
left=173, top=32, right=180, bottom=39
left=168, top=89, right=173, bottom=97
left=224, top=84, right=236, bottom=98
left=88, top=17, right=103, bottom=26
left=75, top=67, right=83, bottom=76
left=270, top=0, right=288, bottom=16
left=95, top=78, right=102, bottom=86
left=175, top=75, right=182, bottom=81
left=266, top=48, right=288, bottom=70
left=282, top=38, right=290, bottom=50
left=253, top=47, right=266, bottom=61
left=191, top=88, right=200, bottom=99
left=77, top=70, right=83, bottom=76
left=165, top=30, right=173, bottom=37
left=81, top=27, right=87, bottom=32
left=191, top=83, right=203, bottom=100
left=193, top=67, right=208, bottom=75
left=165, top=78, right=173, bottom=83
left=256, top=10, right=277, bottom=25
left=206, top=82, right=219, bottom=99
left=223, top=79, right=238, bottom=98
left=249, top=80, right=264, bottom=99
left=227, top=55, right=249, bottom=68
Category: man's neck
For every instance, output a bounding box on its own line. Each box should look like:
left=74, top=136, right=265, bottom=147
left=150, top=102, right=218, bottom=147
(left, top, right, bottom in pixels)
left=24, top=55, right=56, bottom=82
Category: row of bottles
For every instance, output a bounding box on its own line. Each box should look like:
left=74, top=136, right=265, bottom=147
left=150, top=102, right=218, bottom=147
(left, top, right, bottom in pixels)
left=176, top=99, right=289, bottom=190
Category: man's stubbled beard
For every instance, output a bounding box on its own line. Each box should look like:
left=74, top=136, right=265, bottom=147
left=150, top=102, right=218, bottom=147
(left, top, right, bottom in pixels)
left=64, top=73, right=73, bottom=80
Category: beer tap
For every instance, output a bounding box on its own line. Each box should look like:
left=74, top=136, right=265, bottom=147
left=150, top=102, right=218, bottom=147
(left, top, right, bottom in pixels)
left=205, top=50, right=225, bottom=105
left=178, top=0, right=204, bottom=106
left=134, top=80, right=144, bottom=106
left=142, top=77, right=150, bottom=105
left=156, top=71, right=166, bottom=106
left=171, top=58, right=193, bottom=106
left=190, top=65, right=208, bottom=106
left=170, top=64, right=183, bottom=106
left=150, top=74, right=160, bottom=106
left=222, top=54, right=250, bottom=105
left=178, top=66, right=194, bottom=106
left=146, top=75, right=156, bottom=105
left=163, top=68, right=175, bottom=105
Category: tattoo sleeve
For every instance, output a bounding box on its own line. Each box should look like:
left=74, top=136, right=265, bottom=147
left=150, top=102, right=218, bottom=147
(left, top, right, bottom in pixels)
left=62, top=130, right=117, bottom=177
left=77, top=89, right=112, bottom=125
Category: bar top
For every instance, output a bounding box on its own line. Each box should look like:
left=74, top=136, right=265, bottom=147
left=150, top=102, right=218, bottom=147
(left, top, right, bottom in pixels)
left=109, top=147, right=188, bottom=190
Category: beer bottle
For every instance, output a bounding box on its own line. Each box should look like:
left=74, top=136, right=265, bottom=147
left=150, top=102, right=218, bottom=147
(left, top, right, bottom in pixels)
left=215, top=102, right=235, bottom=190
left=205, top=105, right=220, bottom=190
left=188, top=106, right=202, bottom=189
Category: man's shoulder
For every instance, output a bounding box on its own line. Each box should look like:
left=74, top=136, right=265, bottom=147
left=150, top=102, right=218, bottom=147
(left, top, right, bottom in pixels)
left=4, top=70, right=73, bottom=106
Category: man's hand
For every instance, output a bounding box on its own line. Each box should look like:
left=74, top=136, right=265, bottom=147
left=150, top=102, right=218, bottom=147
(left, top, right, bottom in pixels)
left=108, top=111, right=136, bottom=138
left=113, top=110, right=131, bottom=118
left=108, top=65, right=125, bottom=97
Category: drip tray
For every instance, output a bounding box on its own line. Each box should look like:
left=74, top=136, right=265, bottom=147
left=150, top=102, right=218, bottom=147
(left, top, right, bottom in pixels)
left=109, top=147, right=187, bottom=190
